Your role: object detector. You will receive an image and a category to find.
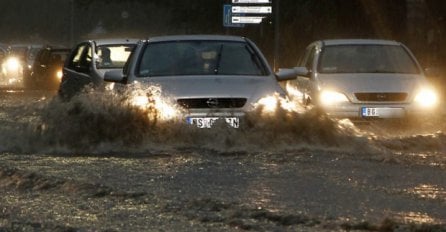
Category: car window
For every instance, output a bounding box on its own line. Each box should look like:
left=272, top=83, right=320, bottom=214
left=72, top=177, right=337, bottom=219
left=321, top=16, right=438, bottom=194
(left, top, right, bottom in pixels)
left=96, top=44, right=134, bottom=69
left=76, top=45, right=92, bottom=72
left=305, top=46, right=316, bottom=71
left=318, top=44, right=420, bottom=74
left=49, top=50, right=69, bottom=66
left=28, top=48, right=41, bottom=62
left=137, top=41, right=267, bottom=77
left=41, top=50, right=51, bottom=64
left=67, top=44, right=88, bottom=70
left=34, top=49, right=49, bottom=66
left=298, top=45, right=315, bottom=68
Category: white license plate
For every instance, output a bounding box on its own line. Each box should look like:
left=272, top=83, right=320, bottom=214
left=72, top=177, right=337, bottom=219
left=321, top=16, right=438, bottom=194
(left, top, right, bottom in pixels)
left=361, top=107, right=379, bottom=117
left=187, top=117, right=240, bottom=128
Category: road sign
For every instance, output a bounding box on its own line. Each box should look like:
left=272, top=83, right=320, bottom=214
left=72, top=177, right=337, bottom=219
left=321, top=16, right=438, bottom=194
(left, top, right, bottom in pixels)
left=232, top=6, right=272, bottom=14
left=223, top=4, right=244, bottom=27
left=232, top=0, right=270, bottom=3
left=232, top=16, right=264, bottom=24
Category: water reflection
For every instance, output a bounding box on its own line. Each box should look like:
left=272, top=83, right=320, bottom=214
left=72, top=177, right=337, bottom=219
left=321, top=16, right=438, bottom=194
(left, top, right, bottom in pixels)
left=393, top=211, right=436, bottom=224
left=406, top=184, right=446, bottom=201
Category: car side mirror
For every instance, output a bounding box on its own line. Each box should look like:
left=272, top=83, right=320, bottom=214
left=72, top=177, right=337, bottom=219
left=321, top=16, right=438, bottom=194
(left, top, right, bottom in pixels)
left=276, top=68, right=298, bottom=81
left=275, top=67, right=311, bottom=81
left=294, top=66, right=310, bottom=77
left=104, top=70, right=125, bottom=83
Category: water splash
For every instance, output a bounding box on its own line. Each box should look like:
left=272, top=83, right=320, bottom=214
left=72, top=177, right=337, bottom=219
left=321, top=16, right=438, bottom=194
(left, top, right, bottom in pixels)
left=0, top=85, right=371, bottom=154
left=1, top=86, right=446, bottom=160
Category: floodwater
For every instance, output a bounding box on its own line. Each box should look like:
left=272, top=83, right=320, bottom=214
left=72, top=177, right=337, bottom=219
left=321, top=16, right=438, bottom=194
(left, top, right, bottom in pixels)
left=0, top=87, right=445, bottom=231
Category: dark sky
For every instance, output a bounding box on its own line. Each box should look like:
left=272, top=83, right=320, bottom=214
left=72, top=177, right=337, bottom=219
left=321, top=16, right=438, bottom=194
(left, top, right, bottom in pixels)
left=0, top=0, right=444, bottom=68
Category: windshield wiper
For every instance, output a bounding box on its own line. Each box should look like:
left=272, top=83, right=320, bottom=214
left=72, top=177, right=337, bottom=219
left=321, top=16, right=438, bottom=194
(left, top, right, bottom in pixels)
left=245, top=45, right=266, bottom=75
left=214, top=44, right=224, bottom=74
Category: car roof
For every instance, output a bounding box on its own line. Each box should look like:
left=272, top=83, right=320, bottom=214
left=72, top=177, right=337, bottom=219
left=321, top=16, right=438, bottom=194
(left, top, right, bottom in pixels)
left=320, top=39, right=401, bottom=46
left=79, top=38, right=139, bottom=46
left=147, top=35, right=247, bottom=43
left=8, top=44, right=43, bottom=49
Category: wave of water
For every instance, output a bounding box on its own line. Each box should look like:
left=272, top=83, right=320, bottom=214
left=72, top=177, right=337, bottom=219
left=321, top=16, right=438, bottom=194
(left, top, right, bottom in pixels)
left=0, top=87, right=445, bottom=160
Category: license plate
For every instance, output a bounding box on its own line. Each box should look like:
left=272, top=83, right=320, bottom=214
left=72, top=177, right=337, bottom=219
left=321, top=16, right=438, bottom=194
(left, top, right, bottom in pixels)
left=361, top=107, right=379, bottom=117
left=187, top=117, right=240, bottom=128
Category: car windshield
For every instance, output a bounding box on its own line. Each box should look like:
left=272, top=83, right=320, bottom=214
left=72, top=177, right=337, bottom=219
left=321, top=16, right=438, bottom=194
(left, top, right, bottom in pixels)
left=96, top=44, right=134, bottom=69
left=137, top=40, right=267, bottom=77
left=318, top=44, right=420, bottom=74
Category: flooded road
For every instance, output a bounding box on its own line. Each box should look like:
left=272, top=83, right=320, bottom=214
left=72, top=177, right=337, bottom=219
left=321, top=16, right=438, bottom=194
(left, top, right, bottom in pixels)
left=0, top=88, right=445, bottom=231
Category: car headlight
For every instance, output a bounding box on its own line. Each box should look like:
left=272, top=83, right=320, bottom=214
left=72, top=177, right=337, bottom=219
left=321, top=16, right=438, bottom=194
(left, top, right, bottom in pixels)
left=256, top=95, right=279, bottom=113
left=414, top=88, right=438, bottom=108
left=5, top=57, right=20, bottom=71
left=255, top=93, right=301, bottom=113
left=129, top=94, right=179, bottom=121
left=319, top=90, right=349, bottom=106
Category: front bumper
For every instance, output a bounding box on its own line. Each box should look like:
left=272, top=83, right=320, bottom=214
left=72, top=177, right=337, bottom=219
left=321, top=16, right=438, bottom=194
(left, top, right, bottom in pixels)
left=321, top=103, right=438, bottom=119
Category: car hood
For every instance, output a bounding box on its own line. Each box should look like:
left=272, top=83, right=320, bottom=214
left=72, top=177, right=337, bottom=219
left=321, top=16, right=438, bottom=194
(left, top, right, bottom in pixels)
left=317, top=73, right=427, bottom=94
left=137, top=75, right=284, bottom=101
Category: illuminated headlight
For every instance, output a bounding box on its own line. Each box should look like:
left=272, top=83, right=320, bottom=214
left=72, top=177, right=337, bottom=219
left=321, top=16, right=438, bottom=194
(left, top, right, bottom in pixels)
left=129, top=95, right=179, bottom=120
left=255, top=94, right=300, bottom=113
left=256, top=95, right=279, bottom=112
left=319, top=90, right=349, bottom=106
left=414, top=88, right=438, bottom=108
left=5, top=57, right=20, bottom=71
left=56, top=70, right=63, bottom=80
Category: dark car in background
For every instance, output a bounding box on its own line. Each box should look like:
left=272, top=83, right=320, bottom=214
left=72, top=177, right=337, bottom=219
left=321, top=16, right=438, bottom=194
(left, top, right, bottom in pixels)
left=25, top=46, right=71, bottom=90
left=58, top=38, right=138, bottom=99
left=1, top=44, right=43, bottom=87
left=0, top=44, right=7, bottom=84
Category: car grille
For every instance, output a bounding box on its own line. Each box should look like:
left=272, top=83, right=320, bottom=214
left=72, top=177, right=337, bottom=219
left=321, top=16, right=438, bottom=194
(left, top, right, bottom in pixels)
left=177, top=98, right=247, bottom=109
left=354, top=92, right=407, bottom=102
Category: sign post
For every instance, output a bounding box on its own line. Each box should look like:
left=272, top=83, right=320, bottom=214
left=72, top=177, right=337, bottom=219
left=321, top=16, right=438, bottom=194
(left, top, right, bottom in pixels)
left=223, top=0, right=278, bottom=70
left=223, top=0, right=272, bottom=27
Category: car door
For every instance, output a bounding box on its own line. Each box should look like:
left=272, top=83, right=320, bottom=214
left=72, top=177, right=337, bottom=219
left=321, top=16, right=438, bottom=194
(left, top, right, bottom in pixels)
left=26, top=48, right=48, bottom=88
left=36, top=49, right=51, bottom=77
left=59, top=42, right=93, bottom=98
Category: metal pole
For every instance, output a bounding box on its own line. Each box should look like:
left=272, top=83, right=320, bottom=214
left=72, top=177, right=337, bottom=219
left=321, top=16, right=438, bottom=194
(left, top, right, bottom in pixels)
left=70, top=0, right=74, bottom=46
left=273, top=0, right=280, bottom=71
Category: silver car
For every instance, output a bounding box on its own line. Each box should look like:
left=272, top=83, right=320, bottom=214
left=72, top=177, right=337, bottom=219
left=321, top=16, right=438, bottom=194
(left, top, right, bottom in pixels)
left=58, top=38, right=138, bottom=99
left=104, top=35, right=295, bottom=128
left=283, top=39, right=438, bottom=119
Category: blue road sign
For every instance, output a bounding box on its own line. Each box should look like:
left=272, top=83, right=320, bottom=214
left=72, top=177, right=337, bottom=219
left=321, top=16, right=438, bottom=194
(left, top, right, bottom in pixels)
left=223, top=4, right=244, bottom=28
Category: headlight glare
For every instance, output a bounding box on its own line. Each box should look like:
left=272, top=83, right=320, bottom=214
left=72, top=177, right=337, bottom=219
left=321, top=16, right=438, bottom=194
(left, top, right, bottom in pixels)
left=56, top=70, right=63, bottom=79
left=319, top=90, right=349, bottom=106
left=5, top=57, right=20, bottom=71
left=414, top=89, right=438, bottom=108
left=129, top=94, right=179, bottom=121
left=256, top=95, right=278, bottom=112
left=255, top=93, right=302, bottom=114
